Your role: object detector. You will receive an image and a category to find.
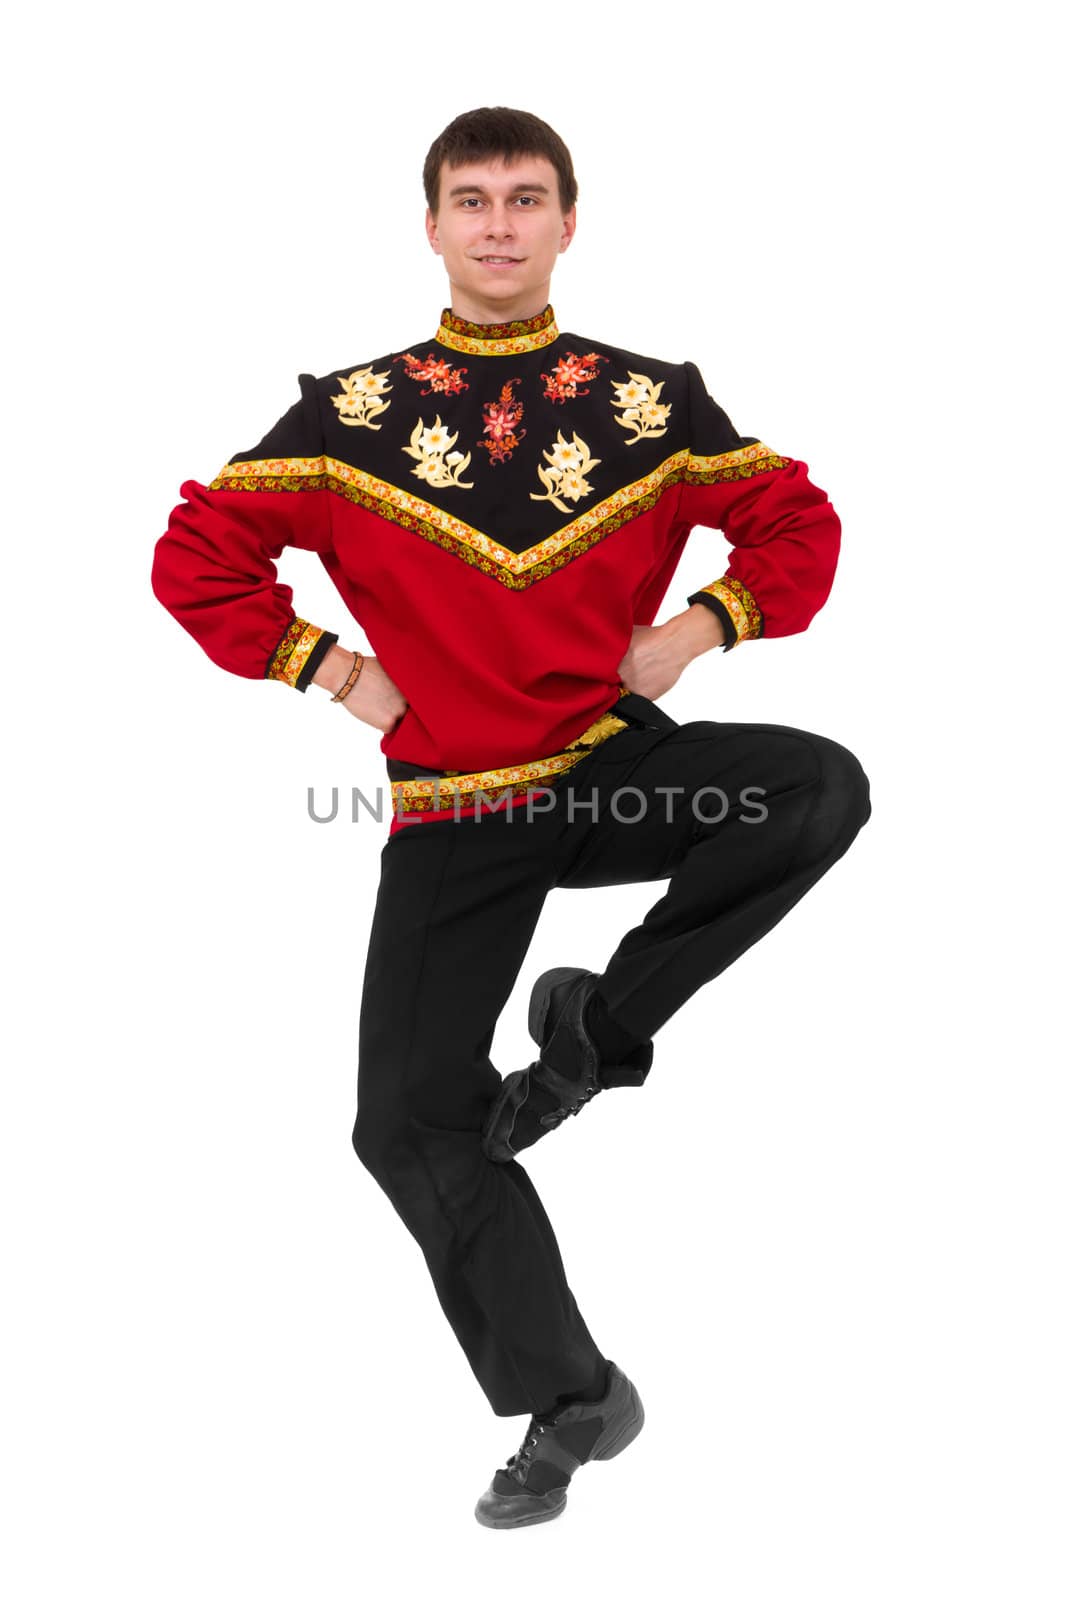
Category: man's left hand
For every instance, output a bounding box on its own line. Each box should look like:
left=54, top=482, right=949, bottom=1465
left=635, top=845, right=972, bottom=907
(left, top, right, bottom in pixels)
left=617, top=606, right=725, bottom=699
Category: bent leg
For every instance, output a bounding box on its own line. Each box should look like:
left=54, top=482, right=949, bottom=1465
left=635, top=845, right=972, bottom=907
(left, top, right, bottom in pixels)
left=555, top=718, right=872, bottom=1043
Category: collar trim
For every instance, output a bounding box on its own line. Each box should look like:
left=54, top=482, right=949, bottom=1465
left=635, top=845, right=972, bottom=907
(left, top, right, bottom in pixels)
left=435, top=304, right=559, bottom=356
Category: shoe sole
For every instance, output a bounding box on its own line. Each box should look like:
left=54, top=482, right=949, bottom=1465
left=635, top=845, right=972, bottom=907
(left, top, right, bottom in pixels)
left=474, top=1491, right=568, bottom=1529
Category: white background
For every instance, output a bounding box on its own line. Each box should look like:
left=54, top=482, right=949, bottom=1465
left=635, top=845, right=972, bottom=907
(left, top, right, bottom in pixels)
left=5, top=1, right=1064, bottom=1595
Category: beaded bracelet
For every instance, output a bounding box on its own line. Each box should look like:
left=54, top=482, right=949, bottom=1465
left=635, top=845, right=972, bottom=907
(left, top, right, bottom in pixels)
left=331, top=651, right=365, bottom=703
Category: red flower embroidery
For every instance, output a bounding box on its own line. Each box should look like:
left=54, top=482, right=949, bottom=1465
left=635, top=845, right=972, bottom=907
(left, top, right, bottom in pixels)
left=542, top=351, right=605, bottom=404
left=394, top=352, right=469, bottom=395
left=479, top=379, right=526, bottom=465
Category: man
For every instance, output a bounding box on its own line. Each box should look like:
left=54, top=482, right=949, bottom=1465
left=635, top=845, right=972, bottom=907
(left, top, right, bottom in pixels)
left=152, top=106, right=871, bottom=1531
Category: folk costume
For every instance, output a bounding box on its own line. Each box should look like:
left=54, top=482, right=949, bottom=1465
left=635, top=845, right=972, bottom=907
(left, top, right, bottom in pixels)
left=152, top=305, right=872, bottom=1419
left=152, top=305, right=840, bottom=829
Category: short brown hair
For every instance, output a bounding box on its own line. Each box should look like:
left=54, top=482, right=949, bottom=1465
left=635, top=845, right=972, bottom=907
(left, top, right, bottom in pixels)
left=423, top=107, right=578, bottom=217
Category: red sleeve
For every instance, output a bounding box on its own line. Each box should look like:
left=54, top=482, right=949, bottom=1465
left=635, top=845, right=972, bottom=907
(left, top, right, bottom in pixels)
left=676, top=361, right=841, bottom=651
left=151, top=374, right=339, bottom=690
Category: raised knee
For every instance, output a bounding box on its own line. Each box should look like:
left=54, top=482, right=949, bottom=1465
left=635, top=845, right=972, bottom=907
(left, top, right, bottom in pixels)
left=809, top=735, right=872, bottom=850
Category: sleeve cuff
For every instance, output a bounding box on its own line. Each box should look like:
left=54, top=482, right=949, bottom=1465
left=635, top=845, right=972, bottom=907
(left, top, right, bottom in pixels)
left=686, top=578, right=763, bottom=651
left=265, top=618, right=340, bottom=691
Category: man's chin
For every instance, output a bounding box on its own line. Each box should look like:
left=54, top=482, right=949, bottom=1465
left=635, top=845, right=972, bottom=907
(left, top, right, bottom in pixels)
left=473, top=272, right=529, bottom=296
left=448, top=267, right=547, bottom=322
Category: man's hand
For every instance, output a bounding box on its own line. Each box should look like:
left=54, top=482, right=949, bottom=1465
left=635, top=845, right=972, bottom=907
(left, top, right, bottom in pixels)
left=617, top=605, right=726, bottom=699
left=312, top=646, right=409, bottom=735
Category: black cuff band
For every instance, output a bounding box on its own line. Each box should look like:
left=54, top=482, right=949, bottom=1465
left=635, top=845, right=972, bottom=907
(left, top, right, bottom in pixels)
left=686, top=590, right=738, bottom=651
left=295, top=630, right=340, bottom=691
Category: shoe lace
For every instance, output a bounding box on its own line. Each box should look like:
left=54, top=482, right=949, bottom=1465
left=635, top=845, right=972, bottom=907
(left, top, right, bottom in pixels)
left=540, top=1082, right=600, bottom=1129
left=504, top=1418, right=546, bottom=1483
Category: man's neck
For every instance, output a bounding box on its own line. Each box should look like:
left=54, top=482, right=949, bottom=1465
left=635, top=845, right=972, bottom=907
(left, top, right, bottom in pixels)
left=446, top=281, right=553, bottom=325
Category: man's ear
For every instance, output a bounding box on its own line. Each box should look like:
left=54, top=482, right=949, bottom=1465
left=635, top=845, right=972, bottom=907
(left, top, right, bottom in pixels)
left=560, top=206, right=577, bottom=251
left=425, top=207, right=441, bottom=254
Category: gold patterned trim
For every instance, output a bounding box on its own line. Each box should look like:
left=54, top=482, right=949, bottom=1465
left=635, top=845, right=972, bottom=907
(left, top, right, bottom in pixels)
left=685, top=441, right=788, bottom=481
left=210, top=440, right=788, bottom=590
left=435, top=304, right=560, bottom=357
left=267, top=617, right=324, bottom=686
left=390, top=706, right=632, bottom=816
left=214, top=449, right=689, bottom=587
left=697, top=577, right=763, bottom=643
left=211, top=462, right=327, bottom=496
left=439, top=305, right=556, bottom=339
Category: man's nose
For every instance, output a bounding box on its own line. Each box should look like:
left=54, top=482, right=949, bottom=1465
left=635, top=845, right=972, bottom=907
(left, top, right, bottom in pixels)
left=483, top=206, right=515, bottom=239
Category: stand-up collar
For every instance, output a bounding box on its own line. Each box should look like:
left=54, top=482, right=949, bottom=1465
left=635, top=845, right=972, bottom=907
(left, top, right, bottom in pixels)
left=434, top=304, right=559, bottom=357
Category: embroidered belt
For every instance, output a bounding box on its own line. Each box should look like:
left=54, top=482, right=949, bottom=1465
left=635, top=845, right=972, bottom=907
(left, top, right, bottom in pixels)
left=389, top=697, right=633, bottom=821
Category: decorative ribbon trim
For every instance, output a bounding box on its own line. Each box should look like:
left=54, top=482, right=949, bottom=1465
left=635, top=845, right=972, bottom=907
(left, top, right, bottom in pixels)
left=266, top=617, right=325, bottom=687
left=210, top=441, right=788, bottom=590
left=435, top=304, right=560, bottom=357
left=439, top=305, right=556, bottom=340
left=697, top=577, right=763, bottom=643
left=684, top=441, right=788, bottom=481
left=390, top=705, right=631, bottom=817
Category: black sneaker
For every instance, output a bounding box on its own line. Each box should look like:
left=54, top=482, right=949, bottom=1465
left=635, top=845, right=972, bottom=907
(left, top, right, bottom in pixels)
left=474, top=1360, right=645, bottom=1529
left=480, top=968, right=652, bottom=1164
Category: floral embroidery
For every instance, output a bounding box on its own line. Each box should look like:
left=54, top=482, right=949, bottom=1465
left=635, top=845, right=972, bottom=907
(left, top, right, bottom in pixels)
left=435, top=305, right=559, bottom=356
left=699, top=577, right=763, bottom=643
left=394, top=351, right=469, bottom=395
left=402, top=415, right=474, bottom=490
left=389, top=709, right=631, bottom=818
left=210, top=441, right=788, bottom=588
left=440, top=305, right=556, bottom=341
left=267, top=617, right=325, bottom=687
left=611, top=371, right=671, bottom=444
left=479, top=379, right=525, bottom=465
left=683, top=442, right=787, bottom=483
left=331, top=367, right=393, bottom=430
left=542, top=351, right=605, bottom=404
left=529, top=431, right=601, bottom=515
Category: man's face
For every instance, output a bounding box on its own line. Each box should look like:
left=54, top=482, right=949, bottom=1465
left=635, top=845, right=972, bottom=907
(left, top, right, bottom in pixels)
left=425, top=154, right=576, bottom=319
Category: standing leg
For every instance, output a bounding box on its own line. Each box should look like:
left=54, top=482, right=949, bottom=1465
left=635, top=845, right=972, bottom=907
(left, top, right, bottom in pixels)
left=352, top=811, right=609, bottom=1417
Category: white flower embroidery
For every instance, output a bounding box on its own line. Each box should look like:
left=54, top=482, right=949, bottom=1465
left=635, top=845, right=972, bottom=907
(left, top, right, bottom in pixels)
left=529, top=430, right=601, bottom=515
left=549, top=437, right=582, bottom=471
left=402, top=414, right=474, bottom=489
left=611, top=371, right=671, bottom=444
left=357, top=371, right=390, bottom=396
left=420, top=421, right=451, bottom=453
left=614, top=379, right=649, bottom=408
left=332, top=367, right=393, bottom=429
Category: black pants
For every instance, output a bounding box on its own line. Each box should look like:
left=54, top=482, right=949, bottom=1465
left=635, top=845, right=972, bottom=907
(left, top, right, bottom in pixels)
left=352, top=695, right=872, bottom=1417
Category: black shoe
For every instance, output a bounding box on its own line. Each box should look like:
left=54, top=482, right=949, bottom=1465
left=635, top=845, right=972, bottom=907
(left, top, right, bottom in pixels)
left=474, top=1360, right=645, bottom=1529
left=480, top=968, right=652, bottom=1164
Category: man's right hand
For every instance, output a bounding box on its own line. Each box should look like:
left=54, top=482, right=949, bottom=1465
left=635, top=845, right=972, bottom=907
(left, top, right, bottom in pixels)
left=312, top=646, right=408, bottom=735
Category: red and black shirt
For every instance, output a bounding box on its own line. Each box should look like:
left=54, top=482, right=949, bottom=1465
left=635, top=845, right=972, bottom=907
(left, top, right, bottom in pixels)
left=153, top=303, right=841, bottom=786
